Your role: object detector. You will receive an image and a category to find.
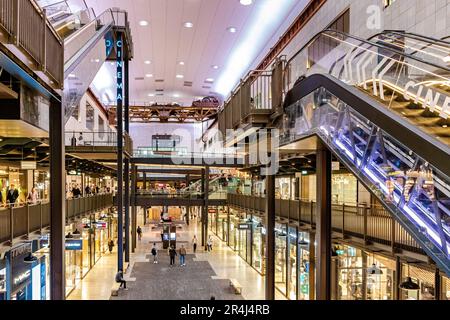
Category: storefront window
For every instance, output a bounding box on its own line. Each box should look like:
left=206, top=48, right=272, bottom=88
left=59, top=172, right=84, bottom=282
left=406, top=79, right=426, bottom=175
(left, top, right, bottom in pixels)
left=229, top=209, right=237, bottom=249
left=275, top=223, right=287, bottom=296
left=276, top=177, right=291, bottom=200
left=288, top=227, right=297, bottom=300
left=401, top=264, right=435, bottom=300
left=331, top=174, right=357, bottom=204
left=298, top=231, right=311, bottom=300
left=442, top=275, right=450, bottom=300
left=366, top=255, right=395, bottom=300
left=252, top=217, right=265, bottom=275
left=336, top=245, right=364, bottom=300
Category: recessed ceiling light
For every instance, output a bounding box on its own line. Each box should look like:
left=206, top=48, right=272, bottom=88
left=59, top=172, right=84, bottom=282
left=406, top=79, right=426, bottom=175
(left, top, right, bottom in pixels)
left=184, top=22, right=194, bottom=28
left=176, top=74, right=184, bottom=79
left=173, top=94, right=180, bottom=98
left=179, top=61, right=185, bottom=65
left=227, top=27, right=237, bottom=33
left=68, top=73, right=76, bottom=78
left=146, top=74, right=153, bottom=78
left=240, top=0, right=253, bottom=5
left=148, top=93, right=155, bottom=97
left=205, top=78, right=214, bottom=83
left=212, top=65, right=219, bottom=70
left=443, top=125, right=448, bottom=128
left=144, top=60, right=151, bottom=64
left=139, top=20, right=149, bottom=26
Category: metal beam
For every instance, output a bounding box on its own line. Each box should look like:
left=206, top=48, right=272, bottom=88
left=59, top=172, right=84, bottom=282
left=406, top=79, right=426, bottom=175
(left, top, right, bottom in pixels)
left=49, top=97, right=65, bottom=300
left=315, top=143, right=332, bottom=300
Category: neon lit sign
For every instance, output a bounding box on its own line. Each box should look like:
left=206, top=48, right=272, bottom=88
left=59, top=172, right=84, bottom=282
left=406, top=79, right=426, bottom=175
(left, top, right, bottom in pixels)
left=116, top=37, right=123, bottom=104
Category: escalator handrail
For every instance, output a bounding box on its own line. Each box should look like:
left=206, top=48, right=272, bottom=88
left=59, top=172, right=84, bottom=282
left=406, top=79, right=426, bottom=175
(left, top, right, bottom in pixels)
left=286, top=29, right=450, bottom=82
left=63, top=21, right=113, bottom=76
left=64, top=9, right=116, bottom=45
left=367, top=30, right=450, bottom=69
left=283, top=73, right=450, bottom=178
left=381, top=30, right=450, bottom=47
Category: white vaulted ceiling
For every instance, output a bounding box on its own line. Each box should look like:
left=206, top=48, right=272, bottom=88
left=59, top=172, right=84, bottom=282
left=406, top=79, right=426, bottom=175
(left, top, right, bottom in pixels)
left=68, top=0, right=304, bottom=106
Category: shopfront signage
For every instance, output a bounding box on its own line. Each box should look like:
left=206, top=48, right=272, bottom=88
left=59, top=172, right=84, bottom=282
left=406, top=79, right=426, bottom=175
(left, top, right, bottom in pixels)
left=116, top=37, right=123, bottom=104
left=20, top=161, right=36, bottom=170
left=95, top=221, right=107, bottom=229
left=13, top=270, right=30, bottom=286
left=238, top=223, right=252, bottom=230
left=65, top=240, right=83, bottom=251
left=9, top=244, right=32, bottom=293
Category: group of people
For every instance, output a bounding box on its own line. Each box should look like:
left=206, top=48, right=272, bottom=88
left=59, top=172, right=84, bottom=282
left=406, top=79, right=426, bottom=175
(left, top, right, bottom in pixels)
left=0, top=184, right=40, bottom=207
left=67, top=183, right=110, bottom=199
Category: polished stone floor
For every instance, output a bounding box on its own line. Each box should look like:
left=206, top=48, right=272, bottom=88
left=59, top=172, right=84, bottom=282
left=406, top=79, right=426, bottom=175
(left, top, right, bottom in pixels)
left=68, top=216, right=286, bottom=300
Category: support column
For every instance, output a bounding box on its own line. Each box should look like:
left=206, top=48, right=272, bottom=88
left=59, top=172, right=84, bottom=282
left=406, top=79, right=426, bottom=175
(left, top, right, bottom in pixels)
left=204, top=166, right=210, bottom=249
left=265, top=173, right=275, bottom=300
left=435, top=269, right=441, bottom=300
left=131, top=165, right=137, bottom=252
left=143, top=173, right=146, bottom=190
left=186, top=173, right=190, bottom=226
left=201, top=168, right=206, bottom=246
left=50, top=97, right=65, bottom=300
left=116, top=33, right=124, bottom=272
left=309, top=230, right=316, bottom=300
left=394, top=256, right=401, bottom=300
left=315, top=144, right=332, bottom=300
left=124, top=53, right=130, bottom=263
left=124, top=159, right=130, bottom=262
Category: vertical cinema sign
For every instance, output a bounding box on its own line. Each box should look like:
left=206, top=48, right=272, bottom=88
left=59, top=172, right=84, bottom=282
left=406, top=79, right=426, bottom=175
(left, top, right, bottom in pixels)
left=116, top=35, right=123, bottom=105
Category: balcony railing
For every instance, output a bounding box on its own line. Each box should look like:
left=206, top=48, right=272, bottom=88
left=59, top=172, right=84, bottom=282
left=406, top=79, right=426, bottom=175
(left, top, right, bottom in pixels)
left=0, top=193, right=114, bottom=245
left=218, top=60, right=285, bottom=136
left=227, top=193, right=422, bottom=254
left=0, top=0, right=64, bottom=86
left=65, top=131, right=133, bottom=155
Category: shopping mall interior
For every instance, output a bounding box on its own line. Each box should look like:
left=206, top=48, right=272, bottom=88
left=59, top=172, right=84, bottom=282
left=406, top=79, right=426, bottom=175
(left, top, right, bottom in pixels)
left=0, top=0, right=449, bottom=305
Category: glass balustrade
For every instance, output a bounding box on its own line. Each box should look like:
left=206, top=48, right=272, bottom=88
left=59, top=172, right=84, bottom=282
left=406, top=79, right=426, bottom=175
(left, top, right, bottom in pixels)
left=286, top=30, right=450, bottom=147
left=284, top=87, right=450, bottom=274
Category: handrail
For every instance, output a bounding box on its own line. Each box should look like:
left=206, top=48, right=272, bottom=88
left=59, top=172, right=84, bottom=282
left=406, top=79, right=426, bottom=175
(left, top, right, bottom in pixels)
left=286, top=29, right=450, bottom=75
left=64, top=8, right=115, bottom=44
left=0, top=193, right=114, bottom=245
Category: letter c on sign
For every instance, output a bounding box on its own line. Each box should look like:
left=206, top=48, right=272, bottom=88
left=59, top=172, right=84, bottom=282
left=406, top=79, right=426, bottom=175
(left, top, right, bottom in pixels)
left=117, top=41, right=123, bottom=48
left=403, top=81, right=415, bottom=101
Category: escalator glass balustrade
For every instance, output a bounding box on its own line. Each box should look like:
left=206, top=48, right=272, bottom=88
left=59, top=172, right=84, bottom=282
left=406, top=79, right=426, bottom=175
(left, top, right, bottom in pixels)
left=284, top=86, right=450, bottom=275
left=287, top=30, right=450, bottom=146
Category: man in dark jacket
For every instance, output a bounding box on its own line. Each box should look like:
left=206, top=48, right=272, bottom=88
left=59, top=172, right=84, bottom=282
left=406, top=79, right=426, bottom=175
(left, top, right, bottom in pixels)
left=169, top=245, right=177, bottom=266
left=6, top=184, right=19, bottom=205
left=115, top=270, right=127, bottom=290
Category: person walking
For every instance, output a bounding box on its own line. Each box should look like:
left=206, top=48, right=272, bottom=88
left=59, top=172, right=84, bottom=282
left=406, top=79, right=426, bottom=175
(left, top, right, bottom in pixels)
left=207, top=236, right=213, bottom=252
left=151, top=243, right=158, bottom=264
left=137, top=226, right=142, bottom=241
left=108, top=239, right=114, bottom=254
left=179, top=245, right=187, bottom=266
left=115, top=270, right=127, bottom=290
left=192, top=235, right=198, bottom=253
left=169, top=245, right=177, bottom=266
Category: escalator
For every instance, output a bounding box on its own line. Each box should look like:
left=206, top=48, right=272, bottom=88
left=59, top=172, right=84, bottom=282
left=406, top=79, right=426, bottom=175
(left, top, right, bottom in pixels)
left=283, top=29, right=450, bottom=275
left=37, top=1, right=131, bottom=123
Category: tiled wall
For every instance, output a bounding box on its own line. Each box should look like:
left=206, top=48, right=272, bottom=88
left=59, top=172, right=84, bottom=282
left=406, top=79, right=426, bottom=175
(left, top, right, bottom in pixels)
left=278, top=0, right=450, bottom=63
